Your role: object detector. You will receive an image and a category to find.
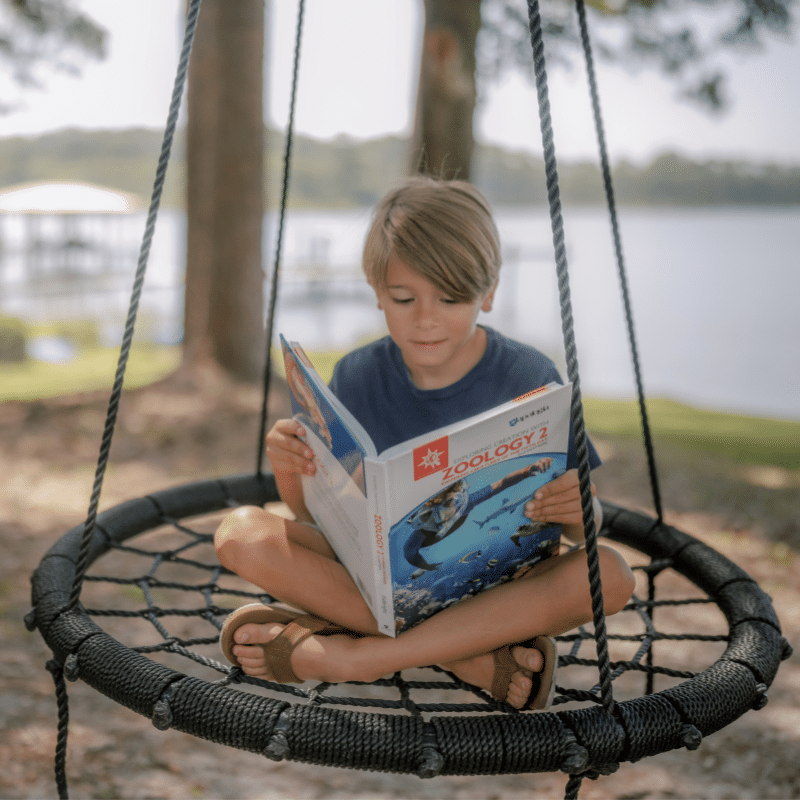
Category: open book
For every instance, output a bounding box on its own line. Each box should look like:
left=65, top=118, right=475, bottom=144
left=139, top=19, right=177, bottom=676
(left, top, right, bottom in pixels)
left=281, top=335, right=573, bottom=637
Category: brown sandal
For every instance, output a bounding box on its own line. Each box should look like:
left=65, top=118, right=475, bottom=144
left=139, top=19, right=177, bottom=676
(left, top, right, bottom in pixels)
left=220, top=603, right=345, bottom=683
left=490, top=635, right=557, bottom=711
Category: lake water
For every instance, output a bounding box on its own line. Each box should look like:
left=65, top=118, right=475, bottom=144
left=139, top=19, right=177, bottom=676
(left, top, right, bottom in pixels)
left=269, top=205, right=800, bottom=421
left=2, top=205, right=798, bottom=420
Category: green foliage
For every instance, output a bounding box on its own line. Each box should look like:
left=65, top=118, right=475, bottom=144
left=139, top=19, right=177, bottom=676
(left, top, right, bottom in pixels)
left=0, top=127, right=186, bottom=205
left=0, top=315, right=26, bottom=362
left=0, top=343, right=180, bottom=401
left=29, top=318, right=101, bottom=348
left=0, top=0, right=107, bottom=114
left=2, top=128, right=798, bottom=210
left=480, top=0, right=796, bottom=112
left=583, top=397, right=800, bottom=470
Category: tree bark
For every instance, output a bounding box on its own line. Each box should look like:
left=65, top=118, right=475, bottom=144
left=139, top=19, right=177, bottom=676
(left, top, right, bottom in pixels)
left=409, top=0, right=482, bottom=180
left=183, top=0, right=219, bottom=368
left=184, top=0, right=266, bottom=382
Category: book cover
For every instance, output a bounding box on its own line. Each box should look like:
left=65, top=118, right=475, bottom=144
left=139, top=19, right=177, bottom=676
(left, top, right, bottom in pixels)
left=370, top=384, right=570, bottom=634
left=280, top=336, right=572, bottom=637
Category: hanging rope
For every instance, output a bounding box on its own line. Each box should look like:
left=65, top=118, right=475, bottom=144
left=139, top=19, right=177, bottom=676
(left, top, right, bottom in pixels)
left=65, top=0, right=203, bottom=614
left=46, top=659, right=70, bottom=800
left=27, top=2, right=793, bottom=797
left=38, top=4, right=203, bottom=798
left=572, top=0, right=665, bottom=696
left=573, top=0, right=663, bottom=524
left=257, top=0, right=306, bottom=475
left=525, top=0, right=615, bottom=715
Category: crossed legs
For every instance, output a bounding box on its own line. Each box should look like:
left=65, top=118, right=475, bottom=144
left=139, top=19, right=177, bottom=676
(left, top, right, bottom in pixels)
left=215, top=505, right=635, bottom=706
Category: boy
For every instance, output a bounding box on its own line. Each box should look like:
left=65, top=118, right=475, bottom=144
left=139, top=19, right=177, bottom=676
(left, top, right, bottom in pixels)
left=215, top=177, right=635, bottom=711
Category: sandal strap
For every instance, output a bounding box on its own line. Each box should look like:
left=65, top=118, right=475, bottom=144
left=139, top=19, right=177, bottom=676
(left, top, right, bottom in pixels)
left=490, top=636, right=557, bottom=711
left=490, top=646, right=520, bottom=701
left=266, top=614, right=334, bottom=683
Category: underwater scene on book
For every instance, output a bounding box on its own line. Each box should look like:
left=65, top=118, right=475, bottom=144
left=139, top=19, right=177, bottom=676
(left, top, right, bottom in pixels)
left=389, top=452, right=567, bottom=633
left=284, top=347, right=365, bottom=493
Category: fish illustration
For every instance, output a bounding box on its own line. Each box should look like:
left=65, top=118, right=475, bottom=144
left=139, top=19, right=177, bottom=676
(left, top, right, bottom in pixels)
left=477, top=494, right=531, bottom=528
left=510, top=520, right=548, bottom=547
left=410, top=568, right=428, bottom=580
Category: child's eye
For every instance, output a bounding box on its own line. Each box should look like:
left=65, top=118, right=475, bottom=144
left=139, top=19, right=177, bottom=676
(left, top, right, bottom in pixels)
left=390, top=296, right=414, bottom=305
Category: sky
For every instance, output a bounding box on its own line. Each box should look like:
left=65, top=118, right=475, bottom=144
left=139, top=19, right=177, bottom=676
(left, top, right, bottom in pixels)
left=1, top=0, right=799, bottom=165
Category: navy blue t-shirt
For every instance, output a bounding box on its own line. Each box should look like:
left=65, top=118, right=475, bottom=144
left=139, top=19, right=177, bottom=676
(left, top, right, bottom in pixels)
left=329, top=327, right=601, bottom=470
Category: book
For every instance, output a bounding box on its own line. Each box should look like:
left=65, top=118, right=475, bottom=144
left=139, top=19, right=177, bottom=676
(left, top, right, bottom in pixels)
left=281, top=335, right=573, bottom=637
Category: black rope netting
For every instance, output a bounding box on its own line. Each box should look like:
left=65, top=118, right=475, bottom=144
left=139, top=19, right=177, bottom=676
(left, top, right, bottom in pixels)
left=26, top=0, right=792, bottom=798
left=30, top=474, right=790, bottom=787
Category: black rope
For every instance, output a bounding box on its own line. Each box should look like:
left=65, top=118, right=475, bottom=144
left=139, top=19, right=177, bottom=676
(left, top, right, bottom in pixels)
left=257, top=0, right=306, bottom=475
left=65, top=497, right=732, bottom=710
left=66, top=0, right=202, bottom=613
left=46, top=659, right=70, bottom=800
left=573, top=0, right=663, bottom=524
left=45, top=6, right=203, bottom=798
left=573, top=0, right=667, bottom=702
left=565, top=774, right=584, bottom=800
left=525, top=0, right=615, bottom=716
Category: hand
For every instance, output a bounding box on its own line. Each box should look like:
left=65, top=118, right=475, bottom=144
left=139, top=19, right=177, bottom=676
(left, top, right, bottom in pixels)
left=524, top=468, right=595, bottom=527
left=266, top=418, right=316, bottom=477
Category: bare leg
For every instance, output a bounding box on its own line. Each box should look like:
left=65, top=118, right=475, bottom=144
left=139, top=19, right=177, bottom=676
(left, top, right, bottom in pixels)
left=227, top=535, right=635, bottom=701
left=215, top=505, right=380, bottom=635
left=215, top=505, right=554, bottom=706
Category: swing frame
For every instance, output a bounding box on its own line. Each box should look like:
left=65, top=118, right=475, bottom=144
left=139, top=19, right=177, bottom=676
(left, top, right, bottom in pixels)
left=29, top=472, right=789, bottom=780
left=25, top=0, right=792, bottom=798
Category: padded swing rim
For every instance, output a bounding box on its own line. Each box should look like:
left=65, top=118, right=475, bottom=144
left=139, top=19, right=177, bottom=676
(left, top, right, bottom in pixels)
left=29, top=473, right=786, bottom=777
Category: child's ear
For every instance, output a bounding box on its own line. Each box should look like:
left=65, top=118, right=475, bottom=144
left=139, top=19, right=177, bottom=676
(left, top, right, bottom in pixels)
left=371, top=281, right=384, bottom=310
left=481, top=283, right=498, bottom=313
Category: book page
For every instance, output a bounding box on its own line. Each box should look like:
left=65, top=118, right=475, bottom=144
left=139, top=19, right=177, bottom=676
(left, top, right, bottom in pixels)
left=301, top=427, right=374, bottom=609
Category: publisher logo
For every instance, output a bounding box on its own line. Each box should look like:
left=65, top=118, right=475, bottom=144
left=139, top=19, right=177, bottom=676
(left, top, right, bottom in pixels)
left=413, top=436, right=449, bottom=481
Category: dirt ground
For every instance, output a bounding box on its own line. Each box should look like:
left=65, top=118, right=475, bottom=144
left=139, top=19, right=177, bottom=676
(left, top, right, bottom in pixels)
left=1, top=369, right=798, bottom=800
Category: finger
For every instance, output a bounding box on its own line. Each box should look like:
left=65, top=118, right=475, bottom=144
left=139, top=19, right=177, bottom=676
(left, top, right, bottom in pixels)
left=532, top=471, right=577, bottom=500
left=268, top=418, right=307, bottom=447
left=266, top=424, right=317, bottom=475
left=268, top=449, right=316, bottom=476
left=534, top=476, right=595, bottom=504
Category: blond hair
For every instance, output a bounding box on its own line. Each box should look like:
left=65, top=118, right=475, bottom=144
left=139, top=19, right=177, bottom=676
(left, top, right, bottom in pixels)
left=362, top=176, right=501, bottom=302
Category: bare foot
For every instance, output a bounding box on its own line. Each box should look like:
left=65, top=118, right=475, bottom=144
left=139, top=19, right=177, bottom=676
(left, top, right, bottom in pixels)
left=440, top=645, right=544, bottom=709
left=231, top=621, right=545, bottom=709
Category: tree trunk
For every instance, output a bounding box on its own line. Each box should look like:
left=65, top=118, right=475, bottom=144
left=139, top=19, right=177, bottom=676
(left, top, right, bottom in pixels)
left=409, top=0, right=482, bottom=180
left=183, top=0, right=219, bottom=367
left=184, top=0, right=266, bottom=382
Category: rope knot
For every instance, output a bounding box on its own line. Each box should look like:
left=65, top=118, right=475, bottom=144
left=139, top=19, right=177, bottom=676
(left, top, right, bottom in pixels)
left=416, top=725, right=444, bottom=779
left=752, top=683, right=769, bottom=710
left=681, top=724, right=703, bottom=750
left=263, top=709, right=292, bottom=761
left=63, top=654, right=80, bottom=682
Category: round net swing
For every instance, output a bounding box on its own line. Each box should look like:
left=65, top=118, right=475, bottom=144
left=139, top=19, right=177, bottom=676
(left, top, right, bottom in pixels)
left=27, top=2, right=792, bottom=799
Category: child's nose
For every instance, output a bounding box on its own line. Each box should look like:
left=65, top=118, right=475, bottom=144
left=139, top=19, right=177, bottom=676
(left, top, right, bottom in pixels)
left=414, top=299, right=438, bottom=327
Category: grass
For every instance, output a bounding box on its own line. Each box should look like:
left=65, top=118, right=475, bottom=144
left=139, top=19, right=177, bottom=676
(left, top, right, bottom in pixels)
left=270, top=345, right=347, bottom=385
left=3, top=344, right=797, bottom=471
left=583, top=397, right=800, bottom=470
left=0, top=344, right=181, bottom=402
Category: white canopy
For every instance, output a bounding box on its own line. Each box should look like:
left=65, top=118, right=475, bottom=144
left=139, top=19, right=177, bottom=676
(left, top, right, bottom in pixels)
left=0, top=181, right=144, bottom=213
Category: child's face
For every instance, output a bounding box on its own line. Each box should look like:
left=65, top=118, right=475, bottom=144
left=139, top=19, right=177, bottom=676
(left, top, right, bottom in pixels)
left=376, top=255, right=495, bottom=390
